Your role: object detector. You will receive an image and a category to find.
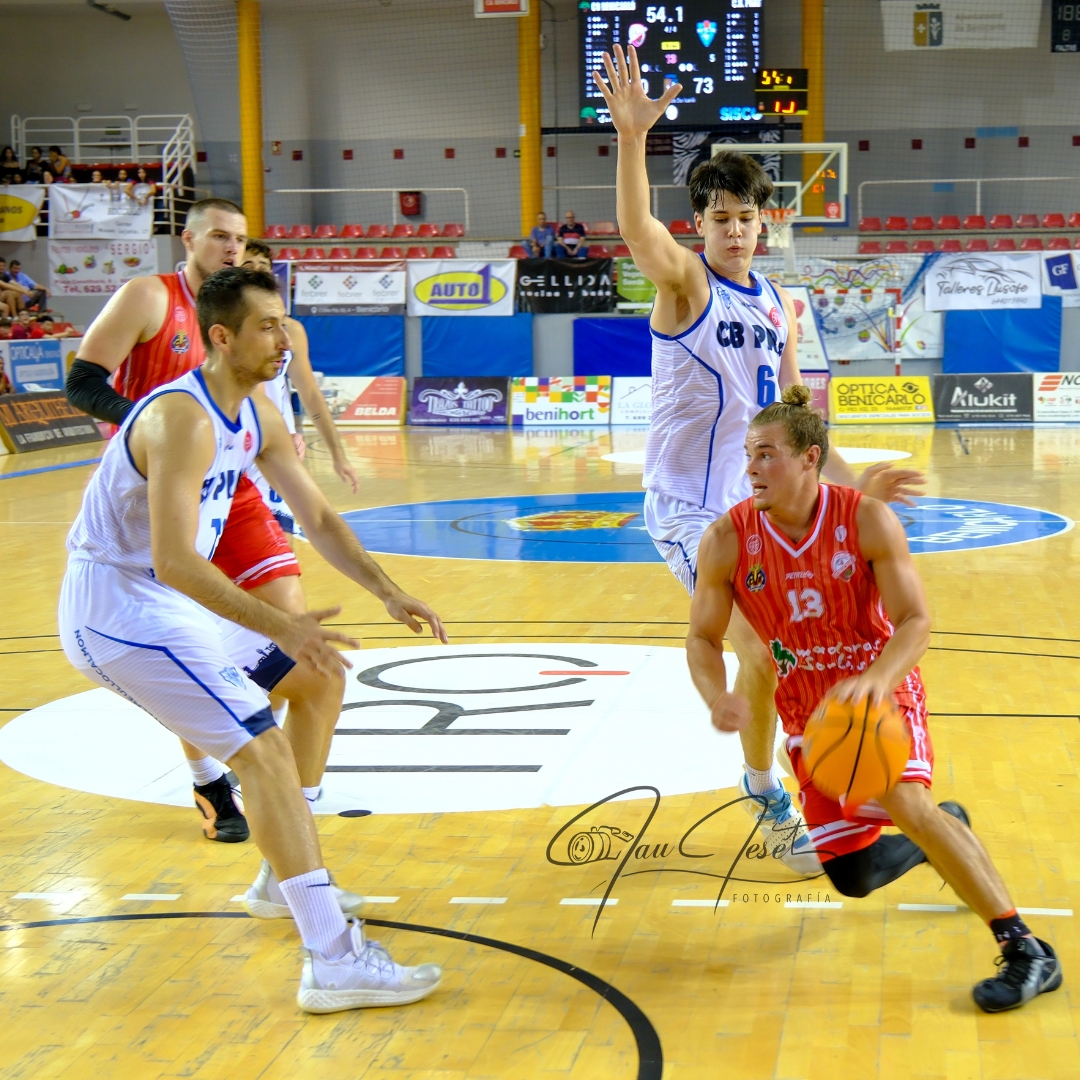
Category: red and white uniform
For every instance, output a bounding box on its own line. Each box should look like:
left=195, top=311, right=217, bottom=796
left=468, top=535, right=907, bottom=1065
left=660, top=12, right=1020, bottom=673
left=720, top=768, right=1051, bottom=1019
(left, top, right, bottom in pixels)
left=729, top=484, right=933, bottom=860
left=112, top=270, right=299, bottom=591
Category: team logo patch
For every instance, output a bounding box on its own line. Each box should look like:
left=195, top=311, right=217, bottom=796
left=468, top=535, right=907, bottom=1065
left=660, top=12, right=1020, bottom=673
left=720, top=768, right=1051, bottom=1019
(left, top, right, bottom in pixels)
left=770, top=639, right=798, bottom=678
left=174, top=306, right=187, bottom=323
left=831, top=550, right=856, bottom=582
left=218, top=666, right=245, bottom=688
left=718, top=288, right=733, bottom=307
left=745, top=563, right=766, bottom=592
left=170, top=330, right=190, bottom=354
left=768, top=306, right=782, bottom=328
left=835, top=525, right=848, bottom=542
left=746, top=533, right=763, bottom=555
left=243, top=431, right=253, bottom=451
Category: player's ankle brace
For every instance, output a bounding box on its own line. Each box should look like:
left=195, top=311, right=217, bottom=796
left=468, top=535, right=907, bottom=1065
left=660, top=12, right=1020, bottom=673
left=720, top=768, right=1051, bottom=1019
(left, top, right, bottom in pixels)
left=989, top=909, right=1035, bottom=947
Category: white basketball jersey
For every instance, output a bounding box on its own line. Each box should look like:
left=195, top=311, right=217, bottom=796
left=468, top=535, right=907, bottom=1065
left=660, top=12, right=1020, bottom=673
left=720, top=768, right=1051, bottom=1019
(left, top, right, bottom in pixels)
left=249, top=350, right=294, bottom=518
left=67, top=367, right=261, bottom=572
left=643, top=257, right=788, bottom=515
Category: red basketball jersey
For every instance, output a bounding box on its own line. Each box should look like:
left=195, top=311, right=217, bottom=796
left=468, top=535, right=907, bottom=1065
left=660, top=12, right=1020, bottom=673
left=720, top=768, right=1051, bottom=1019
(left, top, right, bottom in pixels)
left=728, top=484, right=925, bottom=736
left=113, top=271, right=204, bottom=402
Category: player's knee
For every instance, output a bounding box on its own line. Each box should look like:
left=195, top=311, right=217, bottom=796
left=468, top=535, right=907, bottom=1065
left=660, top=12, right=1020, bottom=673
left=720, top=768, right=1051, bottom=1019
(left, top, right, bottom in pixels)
left=228, top=723, right=297, bottom=779
left=821, top=853, right=875, bottom=898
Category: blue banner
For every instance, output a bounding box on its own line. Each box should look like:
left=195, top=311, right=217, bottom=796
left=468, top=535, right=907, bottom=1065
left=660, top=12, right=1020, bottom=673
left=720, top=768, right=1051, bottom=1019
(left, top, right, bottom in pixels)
left=295, top=315, right=404, bottom=377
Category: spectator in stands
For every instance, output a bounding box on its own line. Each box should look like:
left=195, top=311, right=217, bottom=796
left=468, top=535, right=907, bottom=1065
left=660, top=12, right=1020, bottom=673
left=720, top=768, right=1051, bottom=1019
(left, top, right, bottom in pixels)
left=90, top=169, right=105, bottom=184
left=1, top=146, right=20, bottom=182
left=48, top=146, right=72, bottom=182
left=38, top=315, right=74, bottom=338
left=23, top=146, right=45, bottom=183
left=10, top=310, right=39, bottom=339
left=0, top=258, right=26, bottom=314
left=0, top=367, right=11, bottom=395
left=0, top=316, right=11, bottom=334
left=525, top=212, right=555, bottom=257
left=555, top=211, right=589, bottom=258
left=8, top=261, right=48, bottom=313
left=128, top=166, right=156, bottom=206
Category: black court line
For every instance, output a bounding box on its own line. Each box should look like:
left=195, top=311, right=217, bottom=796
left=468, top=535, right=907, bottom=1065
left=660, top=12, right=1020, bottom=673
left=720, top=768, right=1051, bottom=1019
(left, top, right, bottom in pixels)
left=0, top=911, right=663, bottom=1080
left=324, top=765, right=542, bottom=773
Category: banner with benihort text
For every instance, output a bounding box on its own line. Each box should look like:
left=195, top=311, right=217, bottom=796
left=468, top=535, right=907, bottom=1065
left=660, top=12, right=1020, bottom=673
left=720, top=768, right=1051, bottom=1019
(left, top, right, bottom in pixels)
left=407, top=260, right=517, bottom=317
left=511, top=376, right=611, bottom=426
left=48, top=239, right=159, bottom=296
left=48, top=183, right=154, bottom=240
left=0, top=185, right=45, bottom=241
left=829, top=376, right=935, bottom=424
left=516, top=258, right=616, bottom=314
left=923, top=252, right=1043, bottom=311
left=410, top=377, right=509, bottom=425
left=292, top=260, right=406, bottom=315
left=0, top=391, right=102, bottom=453
left=932, top=373, right=1034, bottom=422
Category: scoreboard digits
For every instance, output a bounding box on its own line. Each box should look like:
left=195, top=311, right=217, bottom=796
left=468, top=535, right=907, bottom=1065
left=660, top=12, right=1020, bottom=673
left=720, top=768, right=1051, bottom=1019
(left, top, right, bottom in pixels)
left=1052, top=4, right=1079, bottom=51
left=754, top=68, right=808, bottom=115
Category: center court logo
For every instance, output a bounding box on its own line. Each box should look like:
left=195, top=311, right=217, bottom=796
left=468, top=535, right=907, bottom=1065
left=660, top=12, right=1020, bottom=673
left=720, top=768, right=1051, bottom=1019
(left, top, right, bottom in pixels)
left=413, top=265, right=508, bottom=311
left=506, top=510, right=638, bottom=531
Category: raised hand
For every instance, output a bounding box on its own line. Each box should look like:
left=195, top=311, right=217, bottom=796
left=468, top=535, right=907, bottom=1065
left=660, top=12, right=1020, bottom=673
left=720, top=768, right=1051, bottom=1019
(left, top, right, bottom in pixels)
left=591, top=43, right=681, bottom=139
left=856, top=461, right=926, bottom=508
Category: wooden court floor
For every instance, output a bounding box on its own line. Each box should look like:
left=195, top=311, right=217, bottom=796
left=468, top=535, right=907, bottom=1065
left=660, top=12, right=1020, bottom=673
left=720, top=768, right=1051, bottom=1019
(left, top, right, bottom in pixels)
left=1, top=423, right=1079, bottom=1080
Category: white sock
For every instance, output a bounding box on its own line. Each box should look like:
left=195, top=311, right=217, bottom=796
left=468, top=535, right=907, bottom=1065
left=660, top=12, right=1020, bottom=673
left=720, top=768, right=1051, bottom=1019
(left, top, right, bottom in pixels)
left=278, top=868, right=351, bottom=959
left=188, top=755, right=225, bottom=788
left=302, top=785, right=322, bottom=804
left=745, top=764, right=781, bottom=795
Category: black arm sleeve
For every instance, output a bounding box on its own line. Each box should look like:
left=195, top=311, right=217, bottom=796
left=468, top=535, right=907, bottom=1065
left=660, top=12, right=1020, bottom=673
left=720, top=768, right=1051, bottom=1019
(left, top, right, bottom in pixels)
left=66, top=359, right=135, bottom=426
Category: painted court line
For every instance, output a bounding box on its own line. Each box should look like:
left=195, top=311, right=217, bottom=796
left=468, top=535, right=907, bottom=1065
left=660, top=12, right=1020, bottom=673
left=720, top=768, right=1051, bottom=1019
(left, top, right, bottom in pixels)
left=785, top=901, right=843, bottom=909
left=1018, top=907, right=1073, bottom=917
left=671, top=899, right=730, bottom=908
left=14, top=892, right=82, bottom=901
left=898, top=903, right=959, bottom=912
left=0, top=458, right=102, bottom=482
left=561, top=898, right=619, bottom=906
left=361, top=896, right=400, bottom=904
left=122, top=893, right=180, bottom=901
left=229, top=895, right=247, bottom=903
left=449, top=897, right=507, bottom=905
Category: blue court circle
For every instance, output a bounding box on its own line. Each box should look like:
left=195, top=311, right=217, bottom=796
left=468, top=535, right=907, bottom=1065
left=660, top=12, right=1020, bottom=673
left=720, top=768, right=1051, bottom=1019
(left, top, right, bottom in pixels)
left=342, top=493, right=1072, bottom=563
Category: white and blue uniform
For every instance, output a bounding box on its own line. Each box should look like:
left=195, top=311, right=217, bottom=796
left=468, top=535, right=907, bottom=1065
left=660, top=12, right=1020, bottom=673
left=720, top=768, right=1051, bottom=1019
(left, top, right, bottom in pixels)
left=644, top=257, right=788, bottom=594
left=249, top=350, right=297, bottom=533
left=59, top=367, right=293, bottom=763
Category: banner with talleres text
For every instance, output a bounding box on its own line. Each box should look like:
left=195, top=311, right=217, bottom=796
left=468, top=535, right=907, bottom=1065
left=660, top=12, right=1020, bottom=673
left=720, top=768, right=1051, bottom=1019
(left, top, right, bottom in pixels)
left=292, top=260, right=406, bottom=315
left=0, top=391, right=102, bottom=453
left=407, top=260, right=516, bottom=317
left=924, top=252, right=1042, bottom=311
left=829, top=376, right=935, bottom=424
left=322, top=376, right=407, bottom=426
left=879, top=0, right=1041, bottom=51
left=48, top=239, right=158, bottom=296
left=410, top=377, right=509, bottom=425
left=48, top=183, right=154, bottom=240
left=0, top=185, right=46, bottom=241
left=516, top=258, right=616, bottom=314
left=511, top=376, right=611, bottom=427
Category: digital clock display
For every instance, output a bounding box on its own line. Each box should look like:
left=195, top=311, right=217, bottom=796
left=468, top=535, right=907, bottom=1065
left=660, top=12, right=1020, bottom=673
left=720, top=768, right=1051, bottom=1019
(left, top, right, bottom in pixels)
left=580, top=1, right=764, bottom=127
left=754, top=68, right=808, bottom=114
left=1052, top=3, right=1079, bottom=51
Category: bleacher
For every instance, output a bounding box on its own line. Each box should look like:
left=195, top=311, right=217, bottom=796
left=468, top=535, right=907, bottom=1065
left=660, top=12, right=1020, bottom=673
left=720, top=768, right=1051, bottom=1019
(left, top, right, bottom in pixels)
left=856, top=212, right=1080, bottom=254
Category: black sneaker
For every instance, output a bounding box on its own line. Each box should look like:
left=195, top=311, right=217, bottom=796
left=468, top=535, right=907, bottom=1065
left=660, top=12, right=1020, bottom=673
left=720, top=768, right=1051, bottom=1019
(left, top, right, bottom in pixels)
left=193, top=775, right=249, bottom=843
left=938, top=801, right=970, bottom=827
left=973, top=937, right=1062, bottom=1013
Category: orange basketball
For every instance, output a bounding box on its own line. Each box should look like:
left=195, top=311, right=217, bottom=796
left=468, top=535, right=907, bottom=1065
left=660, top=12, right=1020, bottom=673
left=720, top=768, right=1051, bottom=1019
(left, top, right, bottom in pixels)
left=802, top=695, right=911, bottom=807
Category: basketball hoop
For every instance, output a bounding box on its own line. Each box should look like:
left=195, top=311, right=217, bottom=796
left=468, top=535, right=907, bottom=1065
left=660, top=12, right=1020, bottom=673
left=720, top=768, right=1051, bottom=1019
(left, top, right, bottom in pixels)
left=761, top=207, right=797, bottom=250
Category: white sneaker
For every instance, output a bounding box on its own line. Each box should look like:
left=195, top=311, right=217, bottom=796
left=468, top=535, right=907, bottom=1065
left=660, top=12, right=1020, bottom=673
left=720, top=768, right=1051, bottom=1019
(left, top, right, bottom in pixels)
left=243, top=859, right=364, bottom=920
left=739, top=773, right=822, bottom=876
left=298, top=917, right=442, bottom=1013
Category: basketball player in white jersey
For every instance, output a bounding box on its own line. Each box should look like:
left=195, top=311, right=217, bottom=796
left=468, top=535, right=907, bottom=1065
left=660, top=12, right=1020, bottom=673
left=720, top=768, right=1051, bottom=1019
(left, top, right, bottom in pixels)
left=593, top=44, right=923, bottom=871
left=59, top=267, right=447, bottom=1012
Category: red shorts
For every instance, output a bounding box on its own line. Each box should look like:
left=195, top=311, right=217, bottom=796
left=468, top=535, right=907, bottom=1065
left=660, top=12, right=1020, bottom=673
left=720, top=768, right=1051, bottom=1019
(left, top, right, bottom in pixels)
left=211, top=475, right=301, bottom=590
left=786, top=683, right=934, bottom=862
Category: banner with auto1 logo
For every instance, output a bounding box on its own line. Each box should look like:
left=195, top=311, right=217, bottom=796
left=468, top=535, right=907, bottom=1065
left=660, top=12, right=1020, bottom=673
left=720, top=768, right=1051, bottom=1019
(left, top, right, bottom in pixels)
left=931, top=373, right=1034, bottom=422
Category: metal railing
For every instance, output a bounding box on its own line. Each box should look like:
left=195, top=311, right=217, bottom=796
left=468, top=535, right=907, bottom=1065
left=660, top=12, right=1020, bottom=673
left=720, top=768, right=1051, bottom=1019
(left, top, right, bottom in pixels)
left=10, top=113, right=195, bottom=167
left=857, top=175, right=1080, bottom=222
left=266, top=187, right=471, bottom=232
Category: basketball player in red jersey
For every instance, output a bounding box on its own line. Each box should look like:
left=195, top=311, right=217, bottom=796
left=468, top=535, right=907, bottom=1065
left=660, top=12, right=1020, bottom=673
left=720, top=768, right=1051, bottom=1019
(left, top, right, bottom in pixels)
left=686, top=385, right=1063, bottom=1012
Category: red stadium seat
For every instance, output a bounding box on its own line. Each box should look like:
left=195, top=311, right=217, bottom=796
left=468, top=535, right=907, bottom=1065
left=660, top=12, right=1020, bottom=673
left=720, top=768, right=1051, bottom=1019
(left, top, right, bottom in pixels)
left=912, top=239, right=936, bottom=253
left=406, top=246, right=429, bottom=258
left=668, top=219, right=695, bottom=235
left=509, top=244, right=530, bottom=258
left=696, top=243, right=708, bottom=254
left=354, top=246, right=378, bottom=258
left=937, top=215, right=962, bottom=230
left=391, top=223, right=415, bottom=238
left=989, top=214, right=1014, bottom=229
left=1046, top=237, right=1072, bottom=250
left=885, top=239, right=909, bottom=253
left=366, top=223, right=391, bottom=238
left=591, top=220, right=617, bottom=235
left=263, top=224, right=287, bottom=239
left=1075, top=237, right=1080, bottom=248
left=590, top=244, right=612, bottom=257
left=340, top=223, right=365, bottom=238
left=1043, top=213, right=1067, bottom=229
left=441, top=223, right=465, bottom=237
left=939, top=238, right=962, bottom=252
left=288, top=224, right=313, bottom=240
left=314, top=224, right=337, bottom=239
left=858, top=217, right=882, bottom=232
left=1019, top=237, right=1044, bottom=251
left=614, top=244, right=632, bottom=257
left=965, top=238, right=990, bottom=251
left=328, top=247, right=352, bottom=259
left=885, top=216, right=909, bottom=231
left=753, top=241, right=768, bottom=256
left=1068, top=212, right=1080, bottom=228
left=963, top=215, right=987, bottom=230
left=911, top=216, right=935, bottom=231
left=302, top=247, right=327, bottom=259
left=431, top=246, right=456, bottom=258
left=991, top=237, right=1016, bottom=251
left=1015, top=214, right=1039, bottom=229
left=277, top=247, right=301, bottom=260
left=858, top=240, right=882, bottom=254
left=380, top=246, right=405, bottom=258
left=416, top=223, right=440, bottom=238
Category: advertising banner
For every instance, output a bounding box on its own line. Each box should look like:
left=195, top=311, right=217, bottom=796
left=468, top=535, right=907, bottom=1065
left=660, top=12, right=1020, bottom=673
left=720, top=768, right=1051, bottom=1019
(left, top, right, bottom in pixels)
left=511, top=376, right=611, bottom=426
left=515, top=258, right=616, bottom=314
left=785, top=286, right=830, bottom=369
left=0, top=338, right=83, bottom=393
left=829, top=376, right=935, bottom=424
left=800, top=371, right=830, bottom=417
left=292, top=261, right=406, bottom=315
left=1033, top=372, right=1080, bottom=422
left=615, top=258, right=656, bottom=312
left=880, top=0, right=1041, bottom=51
left=48, top=239, right=158, bottom=296
left=1041, top=251, right=1080, bottom=309
left=407, top=260, right=516, bottom=317
left=932, top=373, right=1034, bottom=422
left=0, top=185, right=45, bottom=241
left=323, top=376, right=407, bottom=426
left=409, top=377, right=509, bottom=425
left=0, top=391, right=102, bottom=453
left=924, top=252, right=1042, bottom=311
left=611, top=376, right=652, bottom=425
left=48, top=183, right=154, bottom=240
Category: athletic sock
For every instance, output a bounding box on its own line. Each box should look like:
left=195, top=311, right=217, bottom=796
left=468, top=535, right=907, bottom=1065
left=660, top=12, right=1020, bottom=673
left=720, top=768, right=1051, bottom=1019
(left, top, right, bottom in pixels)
left=989, top=909, right=1041, bottom=952
left=187, top=755, right=225, bottom=788
left=745, top=764, right=780, bottom=795
left=278, top=868, right=351, bottom=959
left=302, top=785, right=322, bottom=805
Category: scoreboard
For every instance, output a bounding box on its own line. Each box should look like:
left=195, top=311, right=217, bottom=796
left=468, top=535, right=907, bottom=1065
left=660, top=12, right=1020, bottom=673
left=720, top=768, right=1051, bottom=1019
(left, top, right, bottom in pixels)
left=755, top=68, right=808, bottom=115
left=580, top=1, right=763, bottom=127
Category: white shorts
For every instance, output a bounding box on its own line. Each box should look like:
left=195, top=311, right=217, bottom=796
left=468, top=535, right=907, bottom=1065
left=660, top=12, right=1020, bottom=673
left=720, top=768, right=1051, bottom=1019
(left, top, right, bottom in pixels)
left=644, top=488, right=721, bottom=596
left=58, top=559, right=295, bottom=763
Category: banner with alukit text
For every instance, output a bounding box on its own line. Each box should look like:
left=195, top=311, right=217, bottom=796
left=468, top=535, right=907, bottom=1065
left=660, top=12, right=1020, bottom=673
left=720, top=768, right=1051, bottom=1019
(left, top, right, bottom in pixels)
left=407, top=260, right=516, bottom=317
left=879, top=0, right=1041, bottom=51
left=48, top=183, right=154, bottom=240
left=48, top=240, right=158, bottom=296
left=292, top=260, right=406, bottom=315
left=0, top=186, right=45, bottom=241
